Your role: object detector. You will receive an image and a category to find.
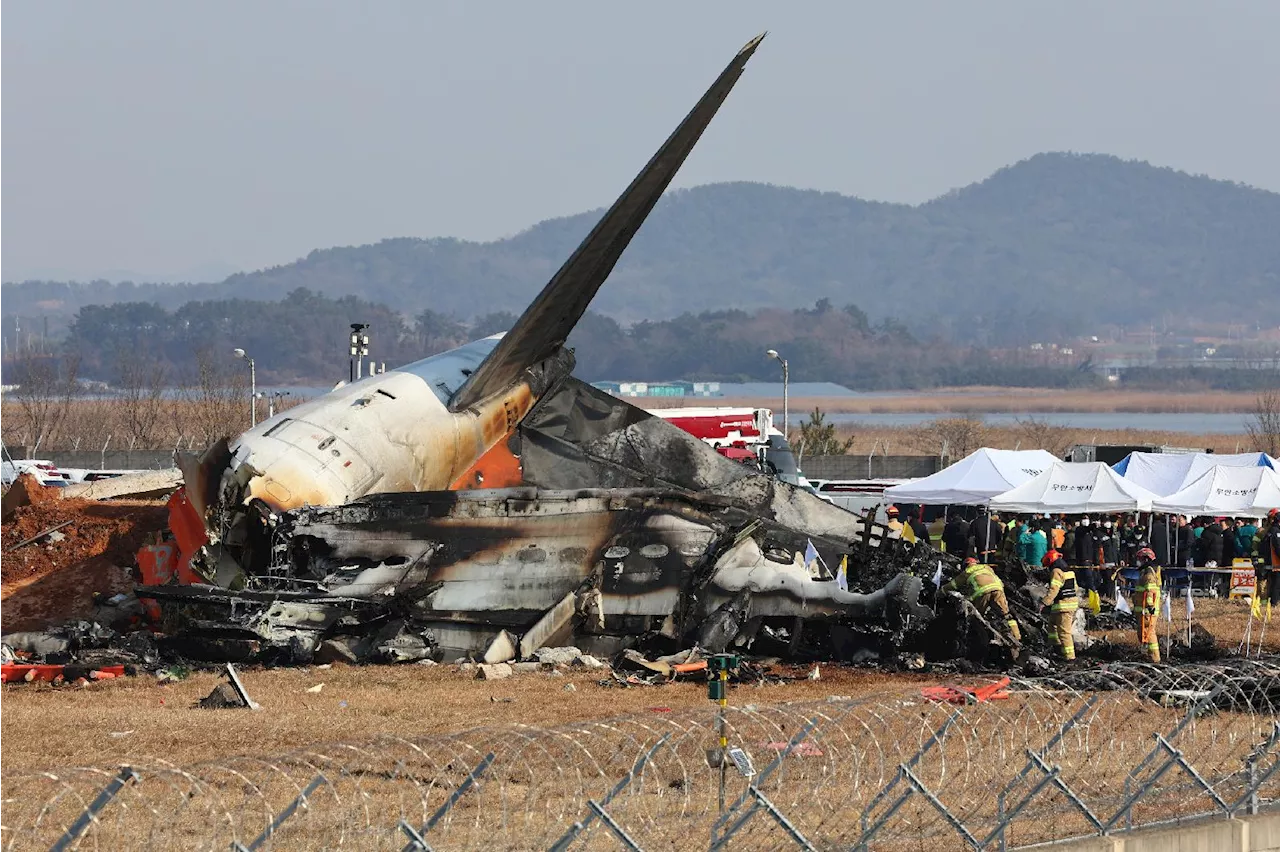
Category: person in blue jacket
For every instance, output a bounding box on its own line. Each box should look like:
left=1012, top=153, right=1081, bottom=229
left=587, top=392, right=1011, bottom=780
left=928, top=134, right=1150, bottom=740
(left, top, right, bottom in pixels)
left=1019, top=518, right=1049, bottom=567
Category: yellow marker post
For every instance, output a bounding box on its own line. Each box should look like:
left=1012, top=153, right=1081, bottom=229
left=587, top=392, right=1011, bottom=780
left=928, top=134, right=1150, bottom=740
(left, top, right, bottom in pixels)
left=708, top=653, right=738, bottom=814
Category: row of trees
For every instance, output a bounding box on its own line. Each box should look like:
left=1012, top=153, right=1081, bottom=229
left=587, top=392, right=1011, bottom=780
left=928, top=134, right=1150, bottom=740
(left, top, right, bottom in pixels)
left=48, top=290, right=1121, bottom=390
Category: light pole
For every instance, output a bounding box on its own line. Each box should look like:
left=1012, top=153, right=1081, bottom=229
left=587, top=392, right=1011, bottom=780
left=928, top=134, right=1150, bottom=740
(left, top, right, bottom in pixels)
left=765, top=349, right=789, bottom=439
left=233, top=348, right=257, bottom=427
left=349, top=323, right=370, bottom=381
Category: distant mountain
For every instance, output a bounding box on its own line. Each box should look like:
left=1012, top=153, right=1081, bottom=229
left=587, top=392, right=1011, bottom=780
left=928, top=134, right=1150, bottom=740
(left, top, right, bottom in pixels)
left=6, top=153, right=1278, bottom=344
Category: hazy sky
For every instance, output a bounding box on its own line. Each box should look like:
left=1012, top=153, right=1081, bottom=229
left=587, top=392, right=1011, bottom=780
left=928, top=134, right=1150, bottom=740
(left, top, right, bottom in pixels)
left=4, top=1, right=1279, bottom=282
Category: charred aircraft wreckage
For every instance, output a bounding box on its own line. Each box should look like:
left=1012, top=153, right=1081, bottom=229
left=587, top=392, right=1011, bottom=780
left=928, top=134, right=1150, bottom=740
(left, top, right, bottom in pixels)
left=137, top=35, right=1035, bottom=669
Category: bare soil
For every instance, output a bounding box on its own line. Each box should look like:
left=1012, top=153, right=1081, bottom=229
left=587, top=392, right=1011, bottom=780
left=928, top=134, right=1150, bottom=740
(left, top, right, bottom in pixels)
left=1, top=496, right=167, bottom=631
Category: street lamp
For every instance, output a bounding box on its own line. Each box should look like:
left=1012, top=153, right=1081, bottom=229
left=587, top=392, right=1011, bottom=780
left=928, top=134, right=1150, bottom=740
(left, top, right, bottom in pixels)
left=233, top=348, right=257, bottom=427
left=765, top=349, right=788, bottom=439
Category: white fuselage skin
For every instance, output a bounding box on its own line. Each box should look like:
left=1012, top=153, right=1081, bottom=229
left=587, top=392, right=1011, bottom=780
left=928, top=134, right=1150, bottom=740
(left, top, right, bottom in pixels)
left=223, top=336, right=531, bottom=513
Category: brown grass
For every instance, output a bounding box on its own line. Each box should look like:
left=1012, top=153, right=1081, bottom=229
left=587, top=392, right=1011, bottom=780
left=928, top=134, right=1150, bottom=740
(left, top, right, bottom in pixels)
left=2, top=621, right=1270, bottom=849
left=1091, top=595, right=1280, bottom=654
left=696, top=388, right=1262, bottom=415
left=0, top=663, right=929, bottom=774
left=0, top=597, right=1266, bottom=775
left=0, top=396, right=308, bottom=454
left=833, top=423, right=1249, bottom=455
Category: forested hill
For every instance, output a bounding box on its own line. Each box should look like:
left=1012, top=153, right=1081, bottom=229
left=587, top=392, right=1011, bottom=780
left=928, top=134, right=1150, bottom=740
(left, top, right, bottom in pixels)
left=6, top=153, right=1279, bottom=345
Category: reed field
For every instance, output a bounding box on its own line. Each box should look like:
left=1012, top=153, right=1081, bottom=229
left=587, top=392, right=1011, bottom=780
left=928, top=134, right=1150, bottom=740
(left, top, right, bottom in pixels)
left=1, top=389, right=1267, bottom=458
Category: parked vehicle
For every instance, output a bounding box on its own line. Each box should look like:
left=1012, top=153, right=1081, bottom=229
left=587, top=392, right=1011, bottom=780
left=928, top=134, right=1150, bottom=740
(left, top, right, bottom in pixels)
left=1, top=459, right=70, bottom=487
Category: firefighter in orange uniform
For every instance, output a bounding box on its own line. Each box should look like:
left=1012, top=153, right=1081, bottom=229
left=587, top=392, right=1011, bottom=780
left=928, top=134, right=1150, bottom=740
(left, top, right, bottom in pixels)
left=1131, top=547, right=1161, bottom=662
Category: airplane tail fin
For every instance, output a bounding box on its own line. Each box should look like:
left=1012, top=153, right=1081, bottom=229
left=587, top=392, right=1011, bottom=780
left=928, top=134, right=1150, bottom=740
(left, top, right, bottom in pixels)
left=449, top=33, right=765, bottom=412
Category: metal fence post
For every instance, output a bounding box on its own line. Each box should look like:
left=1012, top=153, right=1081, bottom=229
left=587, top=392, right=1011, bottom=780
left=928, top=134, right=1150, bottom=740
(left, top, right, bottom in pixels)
left=989, top=697, right=1100, bottom=851
left=398, top=752, right=495, bottom=852
left=549, top=734, right=670, bottom=852
left=231, top=774, right=327, bottom=852
left=1106, top=723, right=1233, bottom=834
left=1234, top=722, right=1280, bottom=817
left=1117, top=684, right=1222, bottom=830
left=852, top=708, right=963, bottom=851
left=50, top=766, right=139, bottom=852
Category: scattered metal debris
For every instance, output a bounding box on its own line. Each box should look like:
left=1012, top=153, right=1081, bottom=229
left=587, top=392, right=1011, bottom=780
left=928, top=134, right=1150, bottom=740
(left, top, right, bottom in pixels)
left=198, top=664, right=260, bottom=709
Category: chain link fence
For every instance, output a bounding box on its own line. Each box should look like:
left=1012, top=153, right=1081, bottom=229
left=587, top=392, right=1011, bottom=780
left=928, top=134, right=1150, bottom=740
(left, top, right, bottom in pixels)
left=4, top=660, right=1278, bottom=851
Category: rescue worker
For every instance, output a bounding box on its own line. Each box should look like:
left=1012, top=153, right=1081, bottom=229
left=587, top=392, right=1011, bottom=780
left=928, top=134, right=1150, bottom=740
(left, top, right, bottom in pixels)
left=1041, top=557, right=1079, bottom=661
left=1254, top=509, right=1280, bottom=609
left=1131, top=547, right=1161, bottom=662
left=999, top=517, right=1020, bottom=564
left=885, top=505, right=904, bottom=539
left=942, top=557, right=1022, bottom=646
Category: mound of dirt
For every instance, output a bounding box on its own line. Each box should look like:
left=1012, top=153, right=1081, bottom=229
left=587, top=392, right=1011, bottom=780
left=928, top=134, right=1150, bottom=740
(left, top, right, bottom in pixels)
left=1, top=473, right=61, bottom=520
left=1, top=497, right=168, bottom=631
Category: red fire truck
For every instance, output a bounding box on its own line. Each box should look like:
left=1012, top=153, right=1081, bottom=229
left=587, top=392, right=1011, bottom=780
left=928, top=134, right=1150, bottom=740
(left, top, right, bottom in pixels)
left=645, top=406, right=814, bottom=490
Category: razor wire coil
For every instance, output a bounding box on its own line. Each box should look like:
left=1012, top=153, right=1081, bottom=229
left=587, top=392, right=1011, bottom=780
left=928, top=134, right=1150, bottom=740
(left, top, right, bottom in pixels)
left=3, top=659, right=1278, bottom=851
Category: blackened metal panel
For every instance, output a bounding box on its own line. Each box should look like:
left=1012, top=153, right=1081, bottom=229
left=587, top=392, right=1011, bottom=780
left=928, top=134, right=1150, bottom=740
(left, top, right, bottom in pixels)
left=517, top=379, right=870, bottom=542
left=517, top=378, right=754, bottom=492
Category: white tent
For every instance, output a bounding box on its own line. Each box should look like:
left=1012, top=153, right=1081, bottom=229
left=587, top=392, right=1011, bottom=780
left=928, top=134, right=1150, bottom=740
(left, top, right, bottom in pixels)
left=1151, top=465, right=1280, bottom=518
left=1114, top=451, right=1275, bottom=497
left=882, top=448, right=1059, bottom=506
left=989, top=462, right=1161, bottom=514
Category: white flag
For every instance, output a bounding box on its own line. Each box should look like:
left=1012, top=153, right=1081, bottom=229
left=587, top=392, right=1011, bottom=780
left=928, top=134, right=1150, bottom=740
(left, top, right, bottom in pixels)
left=1162, top=592, right=1172, bottom=622
left=836, top=555, right=849, bottom=592
left=1185, top=587, right=1195, bottom=618
left=804, top=539, right=820, bottom=570
left=1115, top=585, right=1132, bottom=615
left=932, top=561, right=944, bottom=589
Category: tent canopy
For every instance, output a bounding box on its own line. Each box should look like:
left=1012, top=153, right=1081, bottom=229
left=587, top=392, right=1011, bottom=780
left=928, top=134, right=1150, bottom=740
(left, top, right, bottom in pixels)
left=1151, top=465, right=1280, bottom=518
left=1114, top=451, right=1275, bottom=497
left=883, top=448, right=1059, bottom=506
left=989, top=462, right=1161, bottom=514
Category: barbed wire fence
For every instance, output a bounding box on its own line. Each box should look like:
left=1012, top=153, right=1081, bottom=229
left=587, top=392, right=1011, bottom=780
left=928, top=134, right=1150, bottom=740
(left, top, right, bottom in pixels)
left=3, top=660, right=1278, bottom=851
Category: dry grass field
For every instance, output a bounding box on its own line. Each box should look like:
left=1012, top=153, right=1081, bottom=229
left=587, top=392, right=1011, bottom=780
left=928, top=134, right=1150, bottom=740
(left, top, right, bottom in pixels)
left=707, top=388, right=1262, bottom=415
left=0, top=663, right=932, bottom=773
left=0, top=598, right=1267, bottom=776
left=2, top=601, right=1273, bottom=850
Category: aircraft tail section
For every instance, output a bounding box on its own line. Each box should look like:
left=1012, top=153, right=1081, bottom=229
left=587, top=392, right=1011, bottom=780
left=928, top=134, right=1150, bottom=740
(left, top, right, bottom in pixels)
left=449, top=33, right=765, bottom=412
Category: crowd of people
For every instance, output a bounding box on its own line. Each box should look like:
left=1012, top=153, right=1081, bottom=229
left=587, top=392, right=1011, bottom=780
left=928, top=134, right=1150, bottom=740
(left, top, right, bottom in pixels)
left=886, top=504, right=1280, bottom=664
left=935, top=509, right=1280, bottom=594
